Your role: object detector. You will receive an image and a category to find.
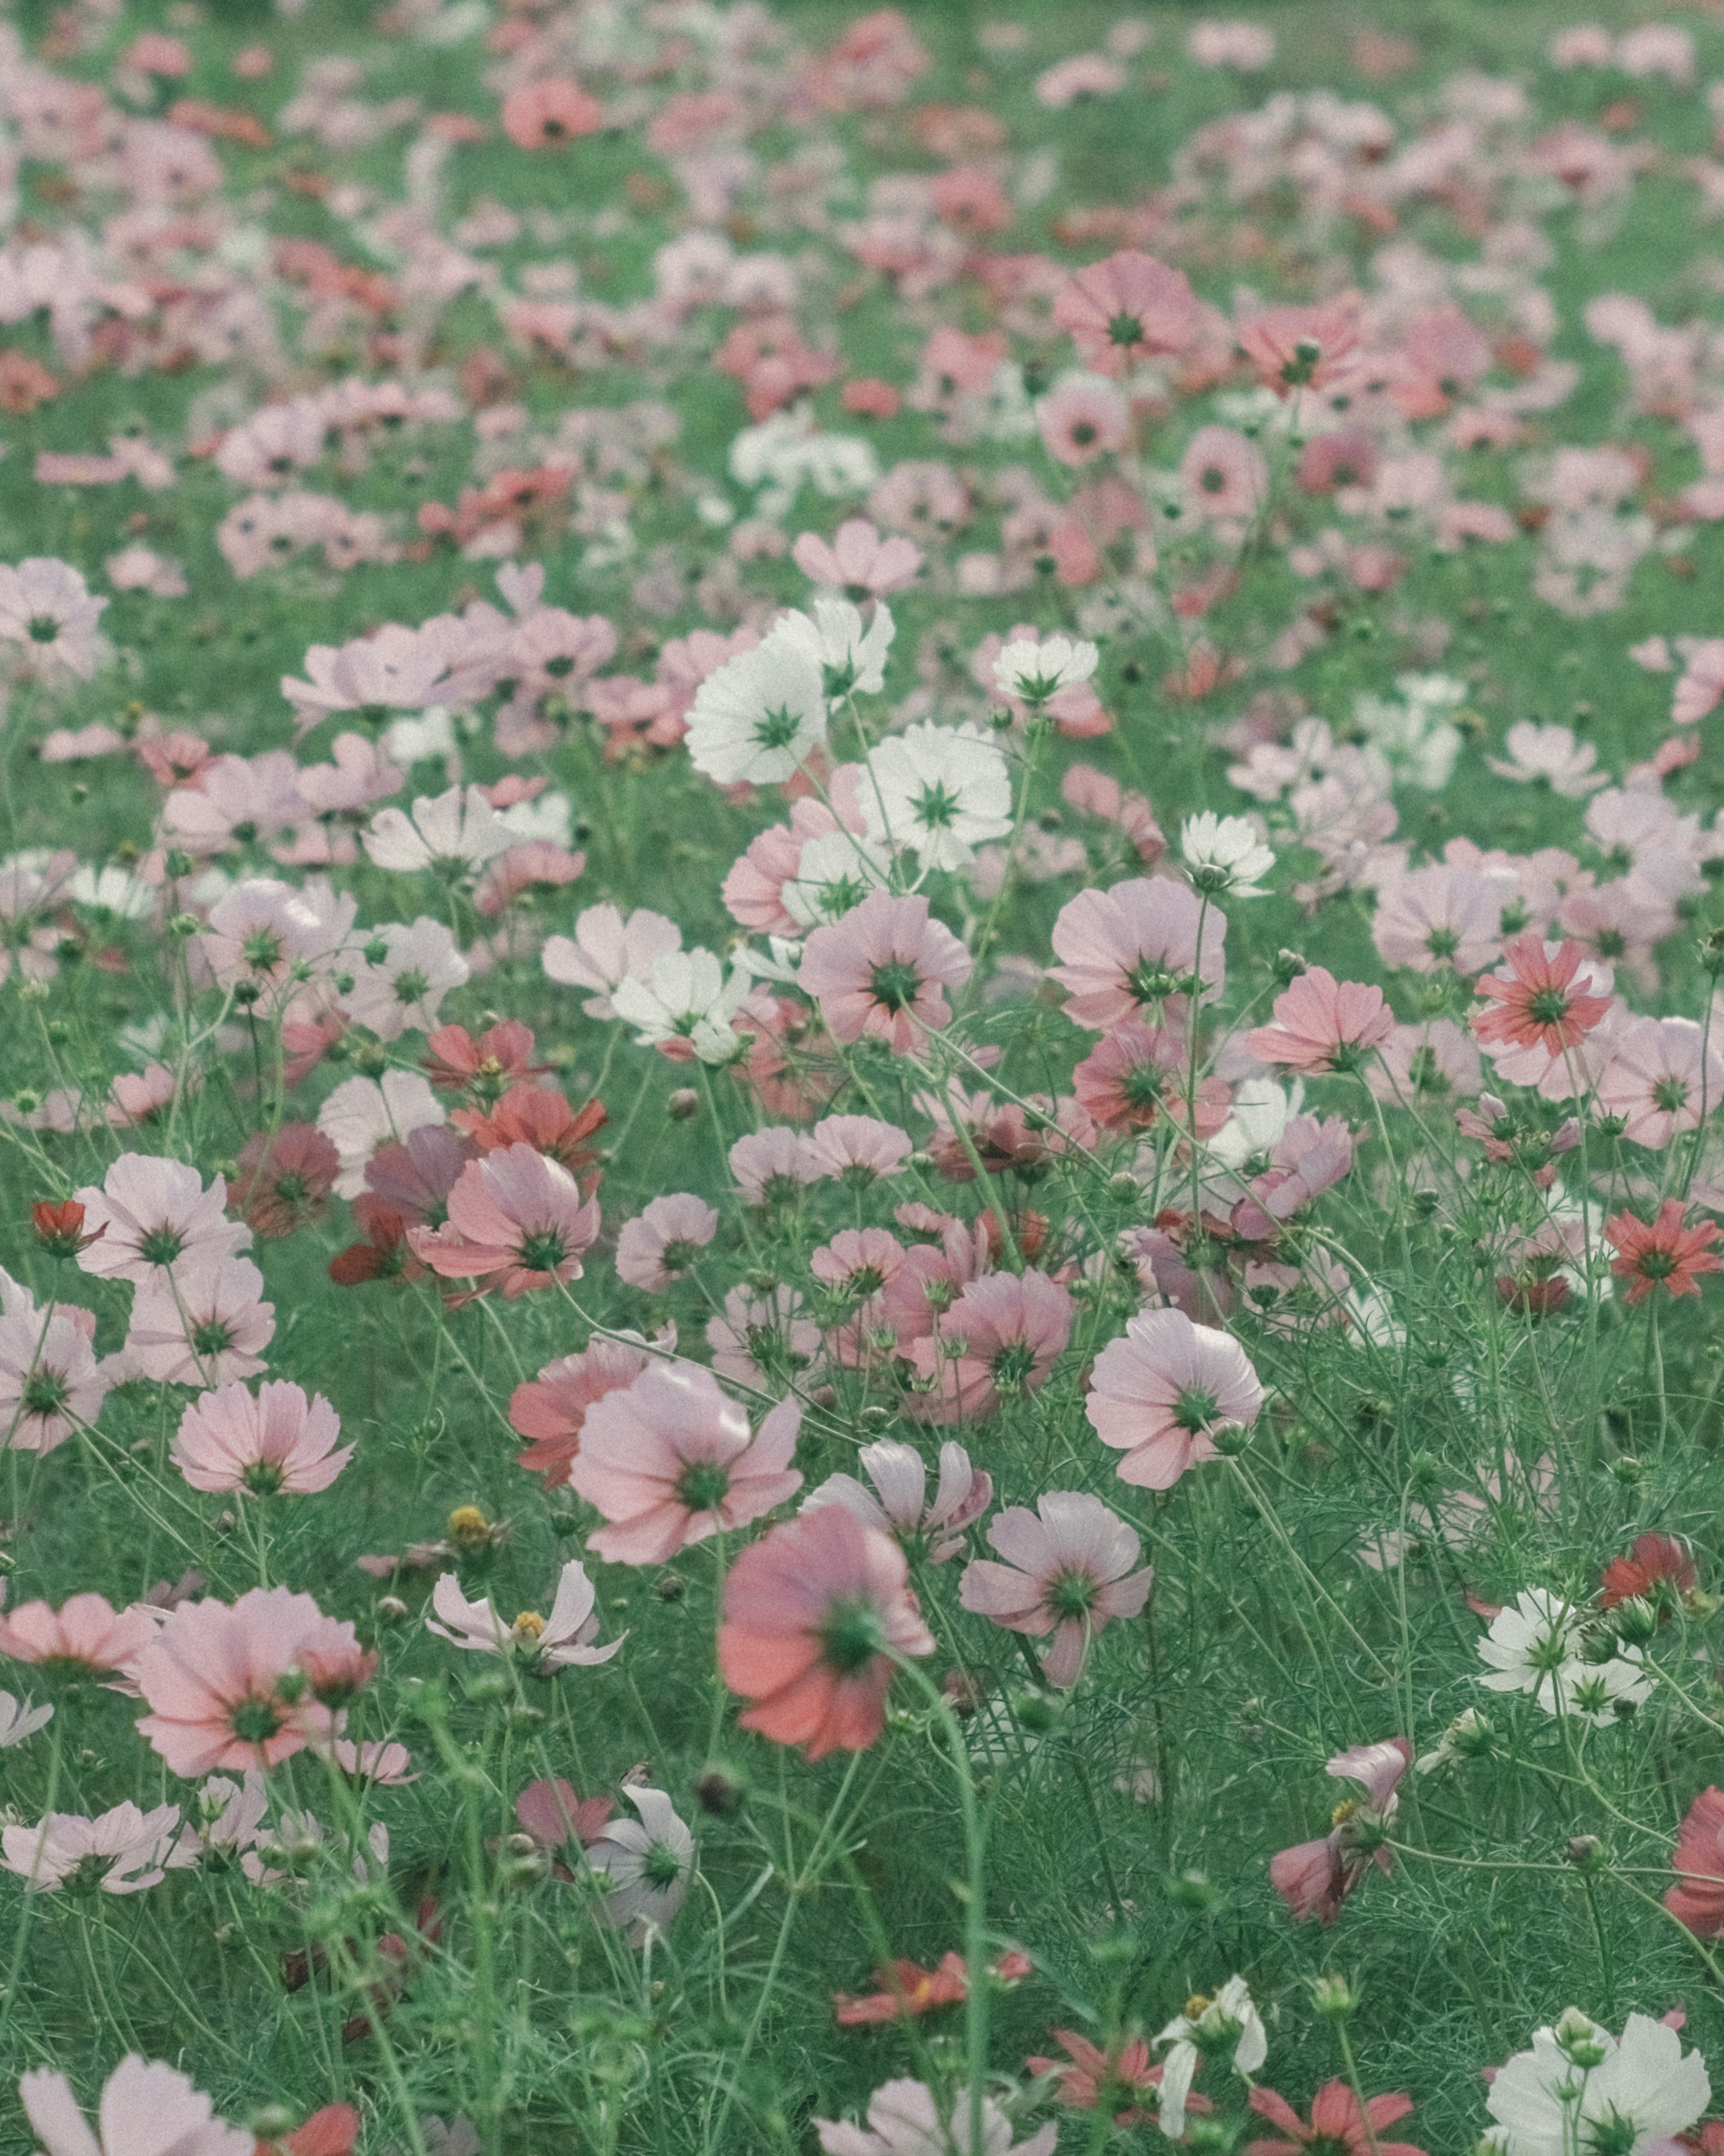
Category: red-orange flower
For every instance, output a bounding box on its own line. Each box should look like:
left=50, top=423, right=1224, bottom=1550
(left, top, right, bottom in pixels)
left=451, top=1084, right=607, bottom=1179
left=1473, top=935, right=1612, bottom=1058
left=1604, top=1200, right=1724, bottom=1305
left=501, top=78, right=602, bottom=149
left=834, top=1952, right=967, bottom=2025
left=31, top=1198, right=103, bottom=1259
left=1667, top=1786, right=1724, bottom=1937
left=1601, top=1531, right=1698, bottom=1613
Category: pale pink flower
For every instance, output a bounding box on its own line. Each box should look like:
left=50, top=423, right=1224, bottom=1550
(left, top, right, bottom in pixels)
left=961, top=1491, right=1152, bottom=1687
left=799, top=892, right=972, bottom=1054
left=570, top=1358, right=801, bottom=1563
left=730, top=1126, right=823, bottom=1203
left=1034, top=53, right=1127, bottom=107
left=124, top=1255, right=275, bottom=1388
left=426, top=1558, right=622, bottom=1668
left=706, top=1283, right=823, bottom=1389
left=281, top=621, right=462, bottom=734
left=793, top=518, right=921, bottom=596
left=1187, top=20, right=1276, bottom=68
left=510, top=1333, right=664, bottom=1488
left=816, top=2078, right=1056, bottom=2156
left=1086, top=1306, right=1265, bottom=1489
left=0, top=1592, right=159, bottom=1676
left=340, top=916, right=469, bottom=1041
left=20, top=2057, right=252, bottom=2156
left=1181, top=426, right=1268, bottom=519
left=75, top=1154, right=250, bottom=1286
left=0, top=557, right=107, bottom=677
left=1053, top=250, right=1200, bottom=375
left=172, top=1380, right=352, bottom=1497
left=1486, top=720, right=1607, bottom=797
left=910, top=1270, right=1074, bottom=1425
left=317, top=1068, right=447, bottom=1199
left=1051, top=877, right=1224, bottom=1031
left=133, top=1587, right=367, bottom=1777
left=1270, top=1738, right=1411, bottom=1924
left=616, top=1195, right=718, bottom=1291
left=809, top=1114, right=914, bottom=1184
left=1371, top=865, right=1509, bottom=976
left=1248, top=967, right=1394, bottom=1074
left=363, top=783, right=511, bottom=873
left=1672, top=640, right=1724, bottom=727
left=1365, top=1020, right=1482, bottom=1106
left=162, top=751, right=303, bottom=856
left=3, top=1801, right=185, bottom=1895
left=1037, top=373, right=1131, bottom=467
left=410, top=1144, right=600, bottom=1296
left=198, top=877, right=347, bottom=1001
left=1596, top=1016, right=1724, bottom=1149
left=804, top=1438, right=992, bottom=1563
left=0, top=1302, right=110, bottom=1455
left=542, top=902, right=683, bottom=1020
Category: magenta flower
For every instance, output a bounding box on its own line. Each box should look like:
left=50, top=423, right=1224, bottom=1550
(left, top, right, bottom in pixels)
left=1086, top=1307, right=1265, bottom=1489
left=615, top=1194, right=718, bottom=1291
left=569, top=1359, right=803, bottom=1564
left=1247, top=967, right=1395, bottom=1074
left=799, top=891, right=973, bottom=1054
left=960, top=1491, right=1153, bottom=1687
left=1050, top=877, right=1225, bottom=1032
left=410, top=1143, right=601, bottom=1296
left=1270, top=1737, right=1412, bottom=1924
left=803, top=1438, right=992, bottom=1563
left=172, top=1380, right=352, bottom=1497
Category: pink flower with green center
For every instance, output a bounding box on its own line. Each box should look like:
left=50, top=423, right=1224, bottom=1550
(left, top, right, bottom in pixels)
left=798, top=891, right=972, bottom=1055
left=1085, top=1306, right=1264, bottom=1490
left=960, top=1490, right=1152, bottom=1687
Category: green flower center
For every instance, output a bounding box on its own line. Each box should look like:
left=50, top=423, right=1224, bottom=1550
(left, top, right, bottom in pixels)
left=22, top=1371, right=69, bottom=1417
left=1174, top=1387, right=1219, bottom=1434
left=230, top=1697, right=284, bottom=1745
left=677, top=1461, right=731, bottom=1513
left=820, top=1598, right=885, bottom=1676
left=519, top=1230, right=567, bottom=1274
left=1048, top=1570, right=1096, bottom=1621
left=192, top=1319, right=234, bottom=1357
left=140, top=1226, right=185, bottom=1266
left=752, top=705, right=805, bottom=753
left=869, top=960, right=923, bottom=1014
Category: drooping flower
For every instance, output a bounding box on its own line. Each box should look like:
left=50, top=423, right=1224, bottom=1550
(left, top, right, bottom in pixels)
left=586, top=1786, right=696, bottom=1943
left=1086, top=1307, right=1264, bottom=1489
left=19, top=2056, right=252, bottom=2156
left=1603, top=1201, right=1724, bottom=1305
left=799, top=892, right=972, bottom=1054
left=410, top=1144, right=601, bottom=1296
left=1247, top=968, right=1394, bottom=1075
left=717, top=1506, right=934, bottom=1759
left=1155, top=1978, right=1268, bottom=2139
left=960, top=1491, right=1152, bottom=1686
left=426, top=1559, right=623, bottom=1670
left=803, top=1439, right=991, bottom=1563
left=569, top=1360, right=802, bottom=1564
left=1269, top=1738, right=1411, bottom=1924
left=172, top=1380, right=352, bottom=1497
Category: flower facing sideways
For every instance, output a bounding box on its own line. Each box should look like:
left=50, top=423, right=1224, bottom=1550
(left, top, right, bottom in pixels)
left=426, top=1559, right=623, bottom=1670
left=1483, top=2010, right=1709, bottom=2156
left=1270, top=1737, right=1411, bottom=1924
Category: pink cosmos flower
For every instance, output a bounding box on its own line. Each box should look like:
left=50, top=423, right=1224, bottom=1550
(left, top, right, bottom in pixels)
left=1181, top=426, right=1268, bottom=519
left=960, top=1490, right=1153, bottom=1687
left=75, top=1154, right=251, bottom=1286
left=172, top=1380, right=352, bottom=1497
left=426, top=1559, right=623, bottom=1668
left=570, top=1359, right=803, bottom=1564
left=125, top=1257, right=275, bottom=1387
left=707, top=1283, right=823, bottom=1389
left=812, top=1228, right=907, bottom=1364
left=718, top=1506, right=934, bottom=1759
left=542, top=902, right=682, bottom=1020
left=1473, top=934, right=1614, bottom=1071
left=615, top=1194, right=718, bottom=1291
left=230, top=1124, right=341, bottom=1241
left=516, top=1777, right=614, bottom=1858
left=1247, top=2081, right=1425, bottom=2156
left=1037, top=374, right=1131, bottom=467
left=730, top=1126, right=823, bottom=1203
left=1073, top=1023, right=1228, bottom=1136
left=410, top=1144, right=601, bottom=1296
left=1236, top=298, right=1359, bottom=394
left=1086, top=1306, right=1265, bottom=1489
left=0, top=1301, right=109, bottom=1455
left=1050, top=877, right=1225, bottom=1031
left=809, top=1114, right=914, bottom=1184
left=340, top=917, right=469, bottom=1041
left=509, top=1333, right=663, bottom=1488
left=800, top=892, right=973, bottom=1054
left=20, top=2056, right=251, bottom=2156
left=1247, top=967, right=1395, bottom=1074
left=910, top=1270, right=1074, bottom=1425
left=1371, top=865, right=1510, bottom=977
left=1053, top=250, right=1201, bottom=375
left=1270, top=1737, right=1411, bottom=1924
left=3, top=1801, right=186, bottom=1895
left=793, top=518, right=922, bottom=596
left=0, top=1592, right=159, bottom=1676
left=0, top=557, right=107, bottom=677
left=133, top=1587, right=369, bottom=1777
left=1595, top=1016, right=1723, bottom=1149
left=816, top=2079, right=1056, bottom=2156
left=803, top=1439, right=992, bottom=1563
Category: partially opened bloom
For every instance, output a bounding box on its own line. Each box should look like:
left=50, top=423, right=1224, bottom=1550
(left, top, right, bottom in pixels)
left=0, top=1592, right=159, bottom=1677
left=509, top=1334, right=663, bottom=1487
left=1086, top=1307, right=1264, bottom=1489
left=1601, top=1532, right=1697, bottom=1614
left=569, top=1359, right=802, bottom=1564
left=1155, top=1978, right=1268, bottom=2139
left=133, top=1587, right=368, bottom=1777
left=172, top=1380, right=352, bottom=1497
left=1604, top=1201, right=1724, bottom=1305
left=718, top=1506, right=934, bottom=1759
left=834, top=1954, right=968, bottom=2027
left=426, top=1559, right=623, bottom=1669
left=803, top=1439, right=991, bottom=1562
left=586, top=1786, right=696, bottom=1943
left=993, top=633, right=1098, bottom=705
left=815, top=2078, right=1056, bottom=2156
left=800, top=892, right=972, bottom=1053
left=410, top=1144, right=600, bottom=1295
left=1270, top=1737, right=1411, bottom=1924
left=1248, top=968, right=1394, bottom=1074
left=960, top=1491, right=1152, bottom=1686
left=1247, top=2081, right=1426, bottom=2156
left=19, top=2056, right=251, bottom=2156
left=3, top=1801, right=185, bottom=1894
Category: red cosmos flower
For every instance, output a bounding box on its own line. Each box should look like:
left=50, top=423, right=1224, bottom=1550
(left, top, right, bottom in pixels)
left=1601, top=1532, right=1699, bottom=1613
left=1246, top=2081, right=1425, bottom=2156
left=1027, top=2032, right=1201, bottom=2129
left=1473, top=934, right=1613, bottom=1059
left=452, top=1084, right=607, bottom=1179
left=501, top=78, right=603, bottom=149
left=422, top=1020, right=547, bottom=1104
left=1667, top=1786, right=1724, bottom=1936
left=255, top=2106, right=362, bottom=2156
left=1604, top=1201, right=1724, bottom=1305
left=834, top=1952, right=967, bottom=2025
left=230, top=1124, right=340, bottom=1239
left=514, top=1776, right=615, bottom=1871
left=31, top=1198, right=104, bottom=1259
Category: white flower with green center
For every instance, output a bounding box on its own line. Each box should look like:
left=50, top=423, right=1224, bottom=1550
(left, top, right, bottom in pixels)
left=861, top=722, right=1012, bottom=870
left=611, top=948, right=750, bottom=1054
left=782, top=829, right=892, bottom=930
left=993, top=633, right=1098, bottom=705
left=1180, top=811, right=1275, bottom=897
left=1477, top=1588, right=1655, bottom=1723
left=1485, top=2009, right=1710, bottom=2156
left=686, top=638, right=829, bottom=785
left=769, top=598, right=894, bottom=699
left=1154, top=1975, right=1268, bottom=2139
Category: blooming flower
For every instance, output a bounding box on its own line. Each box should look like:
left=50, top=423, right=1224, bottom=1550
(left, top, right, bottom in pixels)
left=993, top=633, right=1098, bottom=705
left=1181, top=812, right=1275, bottom=897
left=425, top=1558, right=623, bottom=1669
left=1248, top=968, right=1394, bottom=1074
left=19, top=2056, right=251, bottom=2156
left=1604, top=1201, right=1724, bottom=1304
left=1269, top=1737, right=1411, bottom=1924
left=1051, top=877, right=1225, bottom=1030
left=1155, top=1978, right=1268, bottom=2138
left=410, top=1145, right=601, bottom=1296
left=569, top=1359, right=802, bottom=1564
left=172, top=1380, right=352, bottom=1497
left=803, top=1439, right=991, bottom=1562
left=610, top=947, right=752, bottom=1061
left=1484, top=2011, right=1709, bottom=2156
left=542, top=904, right=682, bottom=1021
left=1473, top=936, right=1614, bottom=1079
left=1247, top=2081, right=1426, bottom=2156
left=0, top=1298, right=109, bottom=1455
left=861, top=722, right=1012, bottom=870
left=772, top=597, right=896, bottom=699
left=687, top=635, right=828, bottom=785
left=793, top=518, right=921, bottom=596
left=799, top=892, right=972, bottom=1053
left=3, top=1801, right=185, bottom=1894
left=1026, top=2031, right=1182, bottom=2128
left=363, top=784, right=511, bottom=874
left=911, top=1268, right=1074, bottom=1424
left=1053, top=249, right=1200, bottom=375
left=1477, top=1588, right=1654, bottom=1722
left=0, top=1592, right=159, bottom=1677
left=834, top=1954, right=968, bottom=2027
left=586, top=1786, right=696, bottom=1943
left=1596, top=1017, right=1724, bottom=1149
left=960, top=1490, right=1152, bottom=1686
left=229, top=1123, right=341, bottom=1240
left=74, top=1154, right=250, bottom=1286
left=814, top=2079, right=1056, bottom=2156
left=615, top=1194, right=718, bottom=1291
left=717, top=1505, right=934, bottom=1759
left=1086, top=1307, right=1264, bottom=1489
left=125, top=1257, right=275, bottom=1387
left=0, top=556, right=108, bottom=677
left=341, top=917, right=470, bottom=1041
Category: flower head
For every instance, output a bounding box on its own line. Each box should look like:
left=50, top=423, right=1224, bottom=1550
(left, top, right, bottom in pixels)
left=172, top=1380, right=352, bottom=1498
left=803, top=1439, right=991, bottom=1563
left=960, top=1490, right=1152, bottom=1687
left=1248, top=967, right=1394, bottom=1075
left=1086, top=1307, right=1264, bottom=1489
left=410, top=1144, right=600, bottom=1296
left=20, top=2056, right=251, bottom=2156
left=799, top=892, right=972, bottom=1054
left=1485, top=2011, right=1709, bottom=2156
left=1604, top=1201, right=1724, bottom=1305
left=1247, top=2081, right=1425, bottom=2156
left=426, top=1559, right=623, bottom=1669
left=587, top=1786, right=696, bottom=1943
left=1181, top=812, right=1275, bottom=898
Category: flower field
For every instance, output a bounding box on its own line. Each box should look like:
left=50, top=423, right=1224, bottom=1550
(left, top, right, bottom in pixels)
left=8, top=0, right=1724, bottom=2148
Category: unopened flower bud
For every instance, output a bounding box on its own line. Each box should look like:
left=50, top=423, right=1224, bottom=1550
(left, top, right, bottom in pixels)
left=1310, top=1974, right=1360, bottom=2019
left=1012, top=1690, right=1060, bottom=1734
left=1565, top=1834, right=1605, bottom=1871
left=375, top=1595, right=409, bottom=1625
left=696, top=1768, right=746, bottom=1817
left=1554, top=2009, right=1609, bottom=2067
left=248, top=2107, right=297, bottom=2142
left=1612, top=1596, right=1659, bottom=1647
left=1608, top=1455, right=1642, bottom=1487
left=163, top=849, right=196, bottom=880
left=1272, top=948, right=1309, bottom=985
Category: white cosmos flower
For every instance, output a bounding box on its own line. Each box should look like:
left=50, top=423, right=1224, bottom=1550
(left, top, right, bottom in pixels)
left=861, top=722, right=1013, bottom=870
left=611, top=947, right=751, bottom=1052
left=1154, top=1975, right=1267, bottom=2140
left=993, top=633, right=1098, bottom=704
left=495, top=789, right=574, bottom=847
left=1485, top=2010, right=1710, bottom=2156
left=317, top=1068, right=446, bottom=1198
left=587, top=1786, right=696, bottom=1943
left=1205, top=1077, right=1302, bottom=1171
left=363, top=784, right=510, bottom=872
left=782, top=828, right=892, bottom=929
left=686, top=639, right=827, bottom=785
left=1477, top=1588, right=1655, bottom=1723
left=1181, top=811, right=1275, bottom=897
left=69, top=865, right=154, bottom=919
left=769, top=598, right=894, bottom=698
